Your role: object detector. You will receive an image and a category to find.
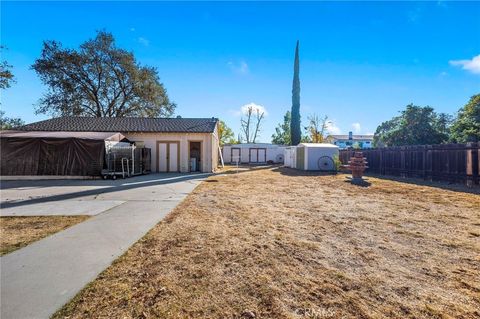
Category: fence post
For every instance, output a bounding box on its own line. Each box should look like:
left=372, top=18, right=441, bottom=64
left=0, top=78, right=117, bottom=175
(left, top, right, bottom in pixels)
left=380, top=148, right=385, bottom=175
left=400, top=147, right=406, bottom=178
left=378, top=148, right=382, bottom=175
left=422, top=145, right=427, bottom=180
left=466, top=143, right=473, bottom=187
left=425, top=145, right=432, bottom=182
left=477, top=143, right=480, bottom=185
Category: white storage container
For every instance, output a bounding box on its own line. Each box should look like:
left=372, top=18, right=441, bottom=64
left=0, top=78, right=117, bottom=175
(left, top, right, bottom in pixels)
left=295, top=143, right=339, bottom=171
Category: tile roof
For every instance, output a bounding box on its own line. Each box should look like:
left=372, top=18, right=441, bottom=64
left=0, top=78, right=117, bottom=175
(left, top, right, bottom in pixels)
left=14, top=116, right=218, bottom=133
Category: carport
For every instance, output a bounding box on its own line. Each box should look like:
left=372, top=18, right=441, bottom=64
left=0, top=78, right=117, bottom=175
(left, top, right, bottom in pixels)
left=0, top=131, right=127, bottom=177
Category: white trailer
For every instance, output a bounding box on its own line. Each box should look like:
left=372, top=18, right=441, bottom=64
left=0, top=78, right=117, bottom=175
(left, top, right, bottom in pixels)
left=222, top=143, right=286, bottom=164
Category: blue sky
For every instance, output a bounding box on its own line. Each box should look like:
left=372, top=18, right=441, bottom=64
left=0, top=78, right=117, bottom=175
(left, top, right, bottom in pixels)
left=1, top=1, right=479, bottom=142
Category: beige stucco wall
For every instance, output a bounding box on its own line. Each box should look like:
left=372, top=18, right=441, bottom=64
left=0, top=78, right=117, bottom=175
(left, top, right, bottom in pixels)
left=124, top=128, right=219, bottom=173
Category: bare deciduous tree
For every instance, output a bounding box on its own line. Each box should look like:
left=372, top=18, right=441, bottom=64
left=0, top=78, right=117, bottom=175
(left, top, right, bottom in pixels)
left=240, top=105, right=265, bottom=143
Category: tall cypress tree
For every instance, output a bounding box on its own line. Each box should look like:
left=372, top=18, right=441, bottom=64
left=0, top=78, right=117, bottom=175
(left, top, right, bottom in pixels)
left=290, top=40, right=301, bottom=145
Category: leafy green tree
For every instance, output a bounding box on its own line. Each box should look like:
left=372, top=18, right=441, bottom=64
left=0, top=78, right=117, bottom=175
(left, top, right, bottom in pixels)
left=271, top=111, right=291, bottom=145
left=304, top=114, right=330, bottom=143
left=0, top=110, right=24, bottom=130
left=290, top=41, right=301, bottom=145
left=32, top=31, right=175, bottom=118
left=450, top=94, right=480, bottom=143
left=218, top=120, right=236, bottom=145
left=373, top=104, right=451, bottom=147
left=0, top=46, right=15, bottom=90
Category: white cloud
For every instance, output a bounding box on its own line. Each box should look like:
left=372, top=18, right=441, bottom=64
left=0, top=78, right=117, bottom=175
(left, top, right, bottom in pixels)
left=138, top=37, right=150, bottom=47
left=449, top=55, right=480, bottom=74
left=352, top=122, right=361, bottom=134
left=228, top=60, right=249, bottom=75
left=239, top=102, right=268, bottom=116
left=326, top=121, right=342, bottom=135
left=407, top=6, right=422, bottom=23
left=437, top=0, right=448, bottom=8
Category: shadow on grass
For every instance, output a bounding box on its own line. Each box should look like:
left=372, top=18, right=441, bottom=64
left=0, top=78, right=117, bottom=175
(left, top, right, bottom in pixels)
left=271, top=166, right=478, bottom=194
left=343, top=176, right=372, bottom=187
left=271, top=166, right=338, bottom=177
left=218, top=165, right=278, bottom=175
left=364, top=173, right=480, bottom=195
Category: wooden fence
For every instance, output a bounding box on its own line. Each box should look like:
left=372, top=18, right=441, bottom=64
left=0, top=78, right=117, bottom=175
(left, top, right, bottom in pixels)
left=339, top=143, right=480, bottom=186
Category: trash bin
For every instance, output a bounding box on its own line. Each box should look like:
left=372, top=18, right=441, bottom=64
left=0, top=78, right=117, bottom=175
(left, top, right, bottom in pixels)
left=190, top=157, right=197, bottom=172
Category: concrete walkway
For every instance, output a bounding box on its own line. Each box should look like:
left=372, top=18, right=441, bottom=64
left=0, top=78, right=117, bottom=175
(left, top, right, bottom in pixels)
left=0, top=200, right=125, bottom=216
left=0, top=173, right=209, bottom=319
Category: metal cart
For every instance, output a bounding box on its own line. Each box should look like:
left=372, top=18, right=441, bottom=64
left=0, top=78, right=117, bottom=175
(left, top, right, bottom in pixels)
left=102, top=145, right=151, bottom=179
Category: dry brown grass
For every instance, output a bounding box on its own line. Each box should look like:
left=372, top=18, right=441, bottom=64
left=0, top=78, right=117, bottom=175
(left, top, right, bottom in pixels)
left=0, top=215, right=89, bottom=255
left=54, top=167, right=480, bottom=319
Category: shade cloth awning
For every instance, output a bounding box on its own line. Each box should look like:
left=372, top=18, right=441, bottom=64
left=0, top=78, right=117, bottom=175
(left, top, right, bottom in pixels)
left=0, top=131, right=125, bottom=176
left=0, top=131, right=127, bottom=142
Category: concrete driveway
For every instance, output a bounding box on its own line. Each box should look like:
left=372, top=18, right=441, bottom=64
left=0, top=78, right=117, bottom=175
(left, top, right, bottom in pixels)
left=0, top=173, right=209, bottom=319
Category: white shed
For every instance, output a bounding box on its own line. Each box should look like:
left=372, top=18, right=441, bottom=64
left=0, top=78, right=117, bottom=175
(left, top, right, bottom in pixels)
left=222, top=143, right=286, bottom=164
left=295, top=143, right=339, bottom=171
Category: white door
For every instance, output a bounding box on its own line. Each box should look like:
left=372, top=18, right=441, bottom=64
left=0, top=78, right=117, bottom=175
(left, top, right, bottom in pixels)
left=231, top=148, right=240, bottom=164
left=258, top=149, right=266, bottom=163
left=158, top=143, right=168, bottom=172
left=250, top=149, right=258, bottom=163
left=169, top=143, right=179, bottom=172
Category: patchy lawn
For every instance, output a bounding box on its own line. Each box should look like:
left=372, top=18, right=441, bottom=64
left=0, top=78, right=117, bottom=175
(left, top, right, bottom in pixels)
left=54, top=167, right=480, bottom=319
left=0, top=215, right=89, bottom=255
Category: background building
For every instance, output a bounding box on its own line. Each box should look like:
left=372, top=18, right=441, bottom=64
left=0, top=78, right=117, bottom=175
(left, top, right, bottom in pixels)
left=327, top=131, right=374, bottom=149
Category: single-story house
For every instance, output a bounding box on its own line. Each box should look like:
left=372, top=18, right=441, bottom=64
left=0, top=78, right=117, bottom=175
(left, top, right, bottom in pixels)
left=1, top=116, right=219, bottom=175
left=327, top=131, right=374, bottom=149
left=222, top=143, right=286, bottom=164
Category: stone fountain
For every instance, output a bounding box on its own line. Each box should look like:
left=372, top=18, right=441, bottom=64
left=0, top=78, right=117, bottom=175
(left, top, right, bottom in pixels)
left=344, top=151, right=368, bottom=184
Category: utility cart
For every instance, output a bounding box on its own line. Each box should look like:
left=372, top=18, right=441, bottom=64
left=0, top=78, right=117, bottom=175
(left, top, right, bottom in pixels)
left=102, top=145, right=151, bottom=179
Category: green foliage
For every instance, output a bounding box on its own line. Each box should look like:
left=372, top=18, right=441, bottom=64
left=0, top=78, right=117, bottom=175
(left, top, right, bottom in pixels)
left=218, top=120, right=236, bottom=145
left=0, top=46, right=15, bottom=90
left=300, top=135, right=312, bottom=143
left=304, top=114, right=329, bottom=143
left=32, top=31, right=175, bottom=118
left=290, top=41, right=302, bottom=145
left=373, top=104, right=451, bottom=147
left=450, top=94, right=480, bottom=143
left=0, top=110, right=24, bottom=130
left=332, top=154, right=342, bottom=171
left=271, top=111, right=291, bottom=145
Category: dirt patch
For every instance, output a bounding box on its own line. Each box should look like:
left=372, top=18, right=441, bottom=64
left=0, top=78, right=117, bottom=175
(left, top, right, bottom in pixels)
left=0, top=215, right=89, bottom=255
left=54, top=167, right=480, bottom=318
